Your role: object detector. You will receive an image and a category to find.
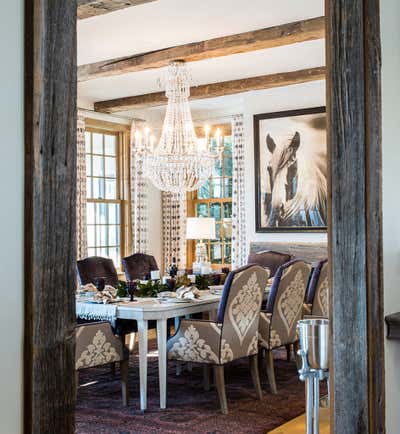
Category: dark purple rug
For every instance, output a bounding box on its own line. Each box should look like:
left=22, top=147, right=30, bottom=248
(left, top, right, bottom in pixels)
left=76, top=342, right=311, bottom=434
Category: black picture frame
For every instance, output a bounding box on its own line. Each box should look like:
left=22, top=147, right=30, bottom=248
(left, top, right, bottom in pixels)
left=254, top=106, right=327, bottom=233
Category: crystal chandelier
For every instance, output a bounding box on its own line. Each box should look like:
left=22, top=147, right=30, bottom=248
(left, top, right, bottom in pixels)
left=134, top=61, right=223, bottom=196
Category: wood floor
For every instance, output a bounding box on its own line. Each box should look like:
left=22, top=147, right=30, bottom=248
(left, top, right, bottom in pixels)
left=268, top=408, right=330, bottom=434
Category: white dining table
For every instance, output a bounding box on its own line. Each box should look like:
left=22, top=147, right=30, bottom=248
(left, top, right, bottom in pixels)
left=77, top=292, right=221, bottom=411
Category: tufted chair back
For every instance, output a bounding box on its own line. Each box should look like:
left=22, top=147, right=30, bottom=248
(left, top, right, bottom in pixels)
left=261, top=260, right=311, bottom=348
left=122, top=253, right=159, bottom=281
left=217, top=265, right=269, bottom=361
left=307, top=260, right=329, bottom=318
left=247, top=250, right=292, bottom=277
left=76, top=256, right=118, bottom=287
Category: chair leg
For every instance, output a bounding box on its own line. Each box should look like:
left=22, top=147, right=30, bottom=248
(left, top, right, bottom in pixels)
left=249, top=354, right=263, bottom=400
left=266, top=350, right=278, bottom=394
left=176, top=361, right=182, bottom=376
left=203, top=365, right=211, bottom=391
left=120, top=359, right=129, bottom=406
left=285, top=344, right=292, bottom=362
left=75, top=370, right=79, bottom=401
left=128, top=332, right=136, bottom=353
left=258, top=348, right=265, bottom=371
left=213, top=365, right=228, bottom=414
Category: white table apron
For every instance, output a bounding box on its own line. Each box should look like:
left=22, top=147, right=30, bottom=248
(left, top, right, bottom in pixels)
left=111, top=294, right=220, bottom=411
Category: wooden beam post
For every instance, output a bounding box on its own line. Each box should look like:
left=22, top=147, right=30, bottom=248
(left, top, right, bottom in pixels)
left=78, top=17, right=325, bottom=81
left=94, top=67, right=326, bottom=113
left=326, top=0, right=384, bottom=432
left=24, top=0, right=77, bottom=432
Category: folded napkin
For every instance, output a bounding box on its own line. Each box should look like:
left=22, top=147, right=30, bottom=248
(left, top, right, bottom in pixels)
left=176, top=286, right=201, bottom=300
left=76, top=301, right=117, bottom=328
left=77, top=283, right=97, bottom=294
left=88, top=285, right=118, bottom=303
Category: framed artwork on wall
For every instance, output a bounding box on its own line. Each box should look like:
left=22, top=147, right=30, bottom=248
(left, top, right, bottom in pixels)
left=254, top=106, right=327, bottom=232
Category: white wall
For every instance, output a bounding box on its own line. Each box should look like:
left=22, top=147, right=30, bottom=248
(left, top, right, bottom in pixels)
left=381, top=1, right=400, bottom=432
left=0, top=0, right=23, bottom=433
left=242, top=81, right=328, bottom=248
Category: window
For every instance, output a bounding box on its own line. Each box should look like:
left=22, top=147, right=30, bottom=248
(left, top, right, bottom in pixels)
left=85, top=126, right=129, bottom=268
left=187, top=124, right=233, bottom=268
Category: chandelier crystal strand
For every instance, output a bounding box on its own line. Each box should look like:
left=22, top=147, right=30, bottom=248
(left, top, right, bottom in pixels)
left=140, top=61, right=222, bottom=196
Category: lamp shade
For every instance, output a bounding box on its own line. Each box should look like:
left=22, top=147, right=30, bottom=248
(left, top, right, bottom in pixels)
left=186, top=217, right=216, bottom=240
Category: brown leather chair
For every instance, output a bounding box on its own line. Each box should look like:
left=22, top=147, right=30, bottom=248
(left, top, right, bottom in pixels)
left=122, top=253, right=159, bottom=281
left=247, top=250, right=292, bottom=277
left=76, top=256, right=138, bottom=339
left=76, top=256, right=119, bottom=287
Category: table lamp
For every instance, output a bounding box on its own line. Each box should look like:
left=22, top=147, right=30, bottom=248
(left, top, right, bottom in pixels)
left=186, top=217, right=216, bottom=274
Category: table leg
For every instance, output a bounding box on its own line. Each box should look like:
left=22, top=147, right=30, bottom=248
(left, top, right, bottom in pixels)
left=174, top=316, right=180, bottom=332
left=209, top=309, right=218, bottom=321
left=182, top=314, right=193, bottom=372
left=174, top=317, right=181, bottom=376
left=157, top=318, right=168, bottom=409
left=137, top=319, right=148, bottom=411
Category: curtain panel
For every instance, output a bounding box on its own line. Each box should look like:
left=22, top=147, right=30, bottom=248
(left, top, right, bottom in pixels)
left=231, top=114, right=247, bottom=268
left=130, top=121, right=149, bottom=254
left=162, top=192, right=187, bottom=272
left=77, top=113, right=88, bottom=260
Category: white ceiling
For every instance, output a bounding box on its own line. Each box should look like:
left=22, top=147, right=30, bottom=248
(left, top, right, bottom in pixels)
left=77, top=0, right=325, bottom=115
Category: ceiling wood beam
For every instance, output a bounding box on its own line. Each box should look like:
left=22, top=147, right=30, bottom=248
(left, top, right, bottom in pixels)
left=78, top=16, right=325, bottom=81
left=94, top=66, right=326, bottom=113
left=78, top=0, right=157, bottom=20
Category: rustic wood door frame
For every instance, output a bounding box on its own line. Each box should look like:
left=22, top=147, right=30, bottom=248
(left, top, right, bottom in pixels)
left=326, top=0, right=384, bottom=432
left=24, top=1, right=77, bottom=432
left=24, top=0, right=384, bottom=433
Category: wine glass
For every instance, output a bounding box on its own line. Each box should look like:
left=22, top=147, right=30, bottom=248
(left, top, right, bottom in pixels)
left=93, top=277, right=105, bottom=292
left=166, top=278, right=176, bottom=291
left=127, top=280, right=138, bottom=301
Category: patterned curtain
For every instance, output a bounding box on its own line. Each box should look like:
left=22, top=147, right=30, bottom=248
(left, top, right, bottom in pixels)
left=231, top=114, right=247, bottom=269
left=76, top=113, right=88, bottom=260
left=162, top=192, right=187, bottom=271
left=130, top=121, right=149, bottom=253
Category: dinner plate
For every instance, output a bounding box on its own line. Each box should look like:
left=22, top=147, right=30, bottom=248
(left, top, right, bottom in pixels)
left=81, top=298, right=119, bottom=304
left=158, top=297, right=193, bottom=304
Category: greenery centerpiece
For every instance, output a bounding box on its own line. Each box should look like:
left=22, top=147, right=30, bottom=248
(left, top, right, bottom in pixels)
left=136, top=279, right=168, bottom=298
left=116, top=280, right=128, bottom=298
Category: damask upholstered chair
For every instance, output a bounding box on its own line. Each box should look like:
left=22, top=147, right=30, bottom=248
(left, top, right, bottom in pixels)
left=122, top=253, right=159, bottom=281
left=75, top=321, right=129, bottom=406
left=167, top=265, right=269, bottom=414
left=304, top=259, right=329, bottom=318
left=76, top=256, right=119, bottom=287
left=247, top=250, right=292, bottom=277
left=258, top=260, right=311, bottom=394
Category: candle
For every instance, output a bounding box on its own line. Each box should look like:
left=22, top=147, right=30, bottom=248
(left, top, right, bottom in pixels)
left=204, top=124, right=210, bottom=148
left=150, top=135, right=155, bottom=152
left=217, top=128, right=224, bottom=152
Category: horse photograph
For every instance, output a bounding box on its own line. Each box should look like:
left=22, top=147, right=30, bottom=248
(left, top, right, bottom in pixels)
left=254, top=107, right=327, bottom=232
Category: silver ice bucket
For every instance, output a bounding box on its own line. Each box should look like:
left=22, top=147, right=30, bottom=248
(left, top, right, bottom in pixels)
left=297, top=318, right=329, bottom=371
